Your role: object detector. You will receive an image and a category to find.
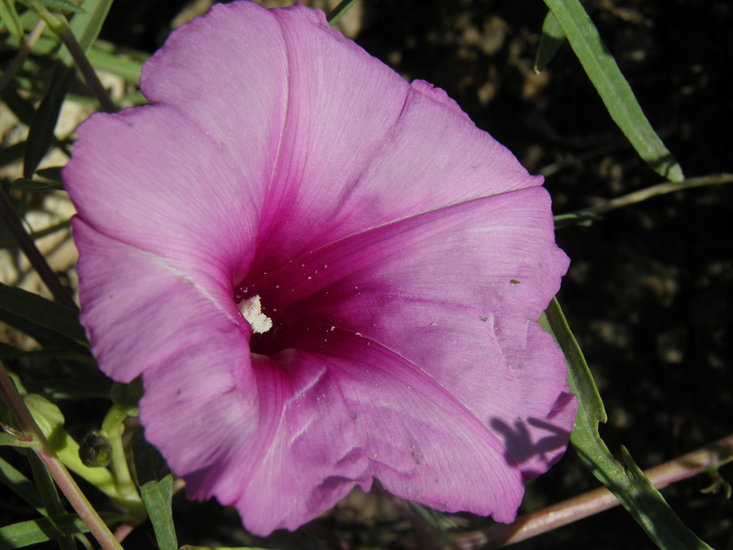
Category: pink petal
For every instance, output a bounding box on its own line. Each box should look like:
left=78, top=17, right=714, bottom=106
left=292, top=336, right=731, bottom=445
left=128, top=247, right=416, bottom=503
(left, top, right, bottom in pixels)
left=298, top=333, right=525, bottom=521
left=63, top=0, right=576, bottom=536
left=64, top=105, right=261, bottom=286
left=72, top=219, right=248, bottom=383
left=247, top=187, right=574, bottom=482
left=141, top=349, right=371, bottom=535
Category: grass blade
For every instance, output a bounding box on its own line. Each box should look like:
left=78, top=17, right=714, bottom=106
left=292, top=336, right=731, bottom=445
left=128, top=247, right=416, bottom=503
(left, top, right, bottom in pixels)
left=545, top=298, right=713, bottom=549
left=534, top=12, right=565, bottom=73
left=0, top=0, right=24, bottom=42
left=66, top=0, right=113, bottom=54
left=0, top=282, right=87, bottom=344
left=22, top=62, right=75, bottom=178
left=0, top=455, right=46, bottom=514
left=542, top=0, right=684, bottom=182
left=0, top=512, right=122, bottom=548
left=135, top=435, right=178, bottom=550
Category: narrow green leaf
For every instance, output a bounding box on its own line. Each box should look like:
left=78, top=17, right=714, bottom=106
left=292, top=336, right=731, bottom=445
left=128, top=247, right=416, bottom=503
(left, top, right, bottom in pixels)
left=26, top=452, right=77, bottom=550
left=0, top=282, right=87, bottom=344
left=28, top=220, right=71, bottom=241
left=534, top=12, right=565, bottom=73
left=22, top=62, right=75, bottom=178
left=1, top=35, right=145, bottom=83
left=35, top=166, right=63, bottom=181
left=0, top=512, right=122, bottom=548
left=541, top=0, right=684, bottom=182
left=0, top=432, right=37, bottom=447
left=0, top=307, right=86, bottom=353
left=0, top=141, right=26, bottom=168
left=10, top=178, right=64, bottom=191
left=543, top=298, right=605, bottom=424
left=327, top=0, right=359, bottom=24
left=87, top=46, right=143, bottom=82
left=139, top=474, right=177, bottom=550
left=16, top=0, right=83, bottom=13
left=0, top=455, right=46, bottom=514
left=66, top=0, right=113, bottom=54
left=0, top=515, right=87, bottom=548
left=1, top=87, right=38, bottom=128
left=180, top=547, right=274, bottom=550
left=0, top=0, right=24, bottom=42
left=0, top=457, right=46, bottom=516
left=135, top=435, right=177, bottom=550
left=545, top=298, right=713, bottom=550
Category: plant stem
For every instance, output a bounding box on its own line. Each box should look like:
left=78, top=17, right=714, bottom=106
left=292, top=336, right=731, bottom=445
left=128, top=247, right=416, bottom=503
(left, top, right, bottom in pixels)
left=556, top=173, right=733, bottom=228
left=327, top=0, right=359, bottom=23
left=449, top=434, right=733, bottom=549
left=0, top=361, right=124, bottom=550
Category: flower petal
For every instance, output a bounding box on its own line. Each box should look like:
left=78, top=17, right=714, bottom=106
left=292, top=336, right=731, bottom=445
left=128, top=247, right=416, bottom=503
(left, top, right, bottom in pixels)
left=251, top=186, right=574, bottom=479
left=297, top=333, right=525, bottom=521
left=142, top=342, right=371, bottom=535
left=65, top=105, right=261, bottom=285
left=71, top=219, right=247, bottom=382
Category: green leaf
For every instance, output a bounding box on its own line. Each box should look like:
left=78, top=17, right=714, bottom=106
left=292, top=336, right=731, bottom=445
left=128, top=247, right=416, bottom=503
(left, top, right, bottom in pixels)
left=22, top=62, right=75, bottom=178
left=1, top=34, right=146, bottom=83
left=25, top=452, right=77, bottom=550
left=35, top=165, right=63, bottom=181
left=0, top=455, right=45, bottom=514
left=10, top=178, right=64, bottom=191
left=0, top=343, right=95, bottom=366
left=66, top=0, right=113, bottom=54
left=87, top=45, right=143, bottom=82
left=545, top=298, right=713, bottom=550
left=1, top=87, right=38, bottom=128
left=0, top=307, right=86, bottom=354
left=327, top=0, right=359, bottom=24
left=135, top=435, right=177, bottom=550
left=0, top=0, right=24, bottom=42
left=0, top=282, right=86, bottom=344
left=16, top=0, right=83, bottom=13
left=0, top=515, right=86, bottom=548
left=180, top=547, right=274, bottom=550
left=541, top=0, right=684, bottom=182
left=0, top=512, right=122, bottom=548
left=534, top=12, right=565, bottom=73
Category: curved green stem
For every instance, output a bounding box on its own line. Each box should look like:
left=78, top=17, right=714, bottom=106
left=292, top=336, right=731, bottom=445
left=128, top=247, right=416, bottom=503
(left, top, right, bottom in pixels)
left=0, top=361, right=124, bottom=550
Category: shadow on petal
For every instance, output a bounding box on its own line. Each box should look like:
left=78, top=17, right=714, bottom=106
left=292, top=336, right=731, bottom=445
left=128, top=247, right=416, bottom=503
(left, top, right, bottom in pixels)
left=490, top=391, right=575, bottom=481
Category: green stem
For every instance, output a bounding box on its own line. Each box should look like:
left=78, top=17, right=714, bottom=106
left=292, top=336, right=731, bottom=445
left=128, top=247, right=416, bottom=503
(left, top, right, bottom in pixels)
left=326, top=0, right=359, bottom=23
left=0, top=361, right=124, bottom=550
left=100, top=405, right=145, bottom=522
left=556, top=173, right=733, bottom=228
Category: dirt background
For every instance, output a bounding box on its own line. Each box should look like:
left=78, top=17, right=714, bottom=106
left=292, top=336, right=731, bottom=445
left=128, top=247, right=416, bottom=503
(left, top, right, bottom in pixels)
left=3, top=0, right=731, bottom=548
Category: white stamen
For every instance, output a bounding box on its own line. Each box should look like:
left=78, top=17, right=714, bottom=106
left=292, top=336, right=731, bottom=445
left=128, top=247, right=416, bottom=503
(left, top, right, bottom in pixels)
left=238, top=295, right=272, bottom=334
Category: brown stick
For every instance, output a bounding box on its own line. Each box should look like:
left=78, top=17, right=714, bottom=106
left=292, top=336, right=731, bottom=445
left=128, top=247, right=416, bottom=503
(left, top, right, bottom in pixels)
left=452, top=434, right=733, bottom=549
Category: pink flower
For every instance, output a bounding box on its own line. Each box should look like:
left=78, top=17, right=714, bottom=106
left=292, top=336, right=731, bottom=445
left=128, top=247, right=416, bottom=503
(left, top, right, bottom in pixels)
left=64, top=1, right=576, bottom=536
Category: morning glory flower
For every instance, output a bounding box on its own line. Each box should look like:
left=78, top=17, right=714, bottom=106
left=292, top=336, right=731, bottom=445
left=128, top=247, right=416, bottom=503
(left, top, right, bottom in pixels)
left=63, top=1, right=576, bottom=536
